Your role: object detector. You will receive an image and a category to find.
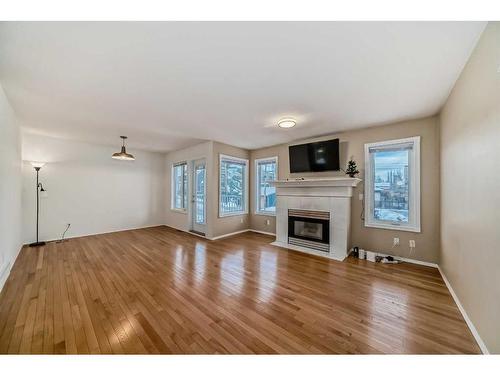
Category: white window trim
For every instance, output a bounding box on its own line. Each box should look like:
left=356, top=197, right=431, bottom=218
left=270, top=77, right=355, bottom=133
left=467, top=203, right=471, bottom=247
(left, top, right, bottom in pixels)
left=219, top=154, right=249, bottom=218
left=364, top=136, right=421, bottom=233
left=171, top=161, right=188, bottom=213
left=254, top=156, right=278, bottom=216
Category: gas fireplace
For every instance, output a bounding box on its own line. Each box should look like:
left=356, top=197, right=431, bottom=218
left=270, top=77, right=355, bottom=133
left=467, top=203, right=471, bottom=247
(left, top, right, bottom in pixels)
left=288, top=209, right=330, bottom=252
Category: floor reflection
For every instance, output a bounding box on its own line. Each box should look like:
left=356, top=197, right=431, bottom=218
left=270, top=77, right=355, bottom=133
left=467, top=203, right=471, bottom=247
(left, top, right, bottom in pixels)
left=258, top=250, right=277, bottom=303
left=220, top=249, right=245, bottom=296
left=368, top=280, right=409, bottom=350
left=173, top=245, right=185, bottom=288
left=193, top=242, right=206, bottom=285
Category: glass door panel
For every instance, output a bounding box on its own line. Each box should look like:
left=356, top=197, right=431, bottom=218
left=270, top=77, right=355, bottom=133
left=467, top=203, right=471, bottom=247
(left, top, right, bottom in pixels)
left=191, top=159, right=206, bottom=234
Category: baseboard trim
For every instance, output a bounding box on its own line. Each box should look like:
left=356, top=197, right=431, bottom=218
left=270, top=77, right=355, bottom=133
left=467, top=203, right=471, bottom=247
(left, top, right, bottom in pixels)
left=248, top=229, right=276, bottom=237
left=392, top=255, right=438, bottom=268
left=164, top=226, right=276, bottom=241
left=437, top=266, right=489, bottom=354
left=23, top=224, right=165, bottom=245
left=211, top=229, right=276, bottom=240
left=209, top=229, right=250, bottom=240
left=157, top=225, right=207, bottom=240
left=0, top=262, right=11, bottom=293
left=364, top=250, right=438, bottom=268
left=163, top=225, right=251, bottom=241
left=0, top=243, right=23, bottom=294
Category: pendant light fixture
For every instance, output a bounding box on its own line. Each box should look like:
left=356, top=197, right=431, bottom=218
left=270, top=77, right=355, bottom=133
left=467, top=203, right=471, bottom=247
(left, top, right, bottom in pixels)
left=112, top=136, right=135, bottom=161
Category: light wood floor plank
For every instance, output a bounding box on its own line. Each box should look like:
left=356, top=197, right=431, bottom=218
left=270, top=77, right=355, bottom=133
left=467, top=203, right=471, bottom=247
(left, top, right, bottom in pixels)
left=0, top=226, right=481, bottom=354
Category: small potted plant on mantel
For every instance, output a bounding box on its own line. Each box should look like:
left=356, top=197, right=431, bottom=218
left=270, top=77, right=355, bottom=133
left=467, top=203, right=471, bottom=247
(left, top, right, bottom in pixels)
left=345, top=158, right=360, bottom=178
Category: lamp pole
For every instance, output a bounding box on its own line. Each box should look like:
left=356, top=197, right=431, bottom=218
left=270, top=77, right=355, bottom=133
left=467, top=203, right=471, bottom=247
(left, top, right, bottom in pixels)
left=29, top=166, right=46, bottom=247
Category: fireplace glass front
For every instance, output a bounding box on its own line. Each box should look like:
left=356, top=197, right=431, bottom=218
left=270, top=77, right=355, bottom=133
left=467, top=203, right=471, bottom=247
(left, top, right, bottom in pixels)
left=288, top=209, right=330, bottom=250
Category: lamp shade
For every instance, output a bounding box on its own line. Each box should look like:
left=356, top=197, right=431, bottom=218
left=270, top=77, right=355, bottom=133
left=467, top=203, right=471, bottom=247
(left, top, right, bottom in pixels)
left=112, top=136, right=135, bottom=161
left=30, top=161, right=46, bottom=168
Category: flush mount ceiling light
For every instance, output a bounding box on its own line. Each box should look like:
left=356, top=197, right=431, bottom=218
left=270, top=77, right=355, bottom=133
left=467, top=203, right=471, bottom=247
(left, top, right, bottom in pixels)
left=112, top=136, right=135, bottom=161
left=277, top=118, right=296, bottom=128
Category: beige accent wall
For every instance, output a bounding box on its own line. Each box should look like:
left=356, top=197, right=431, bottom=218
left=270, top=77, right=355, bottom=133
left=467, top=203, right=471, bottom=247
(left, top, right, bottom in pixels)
left=164, top=140, right=250, bottom=239
left=211, top=141, right=250, bottom=238
left=250, top=116, right=441, bottom=263
left=164, top=141, right=215, bottom=236
left=440, top=22, right=499, bottom=354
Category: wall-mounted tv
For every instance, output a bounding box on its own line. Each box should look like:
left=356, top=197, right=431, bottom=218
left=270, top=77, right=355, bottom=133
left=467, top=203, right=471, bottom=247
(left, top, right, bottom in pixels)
left=289, top=138, right=340, bottom=173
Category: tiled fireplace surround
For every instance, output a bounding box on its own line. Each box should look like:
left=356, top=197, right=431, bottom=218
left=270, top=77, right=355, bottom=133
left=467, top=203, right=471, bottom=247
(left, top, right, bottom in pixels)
left=271, top=177, right=362, bottom=261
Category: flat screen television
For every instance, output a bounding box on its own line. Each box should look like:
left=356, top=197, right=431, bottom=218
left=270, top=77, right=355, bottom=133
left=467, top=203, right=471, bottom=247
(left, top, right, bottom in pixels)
left=289, top=138, right=340, bottom=173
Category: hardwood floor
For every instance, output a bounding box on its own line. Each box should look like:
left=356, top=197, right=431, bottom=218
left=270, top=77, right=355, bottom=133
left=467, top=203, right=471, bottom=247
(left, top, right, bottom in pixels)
left=0, top=226, right=480, bottom=354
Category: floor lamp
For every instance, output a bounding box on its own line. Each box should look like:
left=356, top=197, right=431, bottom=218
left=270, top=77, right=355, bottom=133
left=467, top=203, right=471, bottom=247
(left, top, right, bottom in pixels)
left=29, top=161, right=47, bottom=247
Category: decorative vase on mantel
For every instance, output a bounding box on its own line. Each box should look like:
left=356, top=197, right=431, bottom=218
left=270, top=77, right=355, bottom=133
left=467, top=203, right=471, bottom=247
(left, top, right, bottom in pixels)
left=345, top=158, right=360, bottom=178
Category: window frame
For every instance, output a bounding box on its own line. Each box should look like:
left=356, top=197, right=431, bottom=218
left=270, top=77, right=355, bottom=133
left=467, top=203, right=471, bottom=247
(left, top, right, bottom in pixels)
left=171, top=161, right=188, bottom=213
left=219, top=154, right=249, bottom=218
left=364, top=136, right=421, bottom=233
left=254, top=156, right=278, bottom=216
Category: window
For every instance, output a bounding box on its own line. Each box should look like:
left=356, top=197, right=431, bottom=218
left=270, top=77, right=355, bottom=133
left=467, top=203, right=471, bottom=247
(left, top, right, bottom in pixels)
left=364, top=136, right=420, bottom=232
left=172, top=162, right=188, bottom=211
left=255, top=157, right=278, bottom=215
left=219, top=154, right=249, bottom=217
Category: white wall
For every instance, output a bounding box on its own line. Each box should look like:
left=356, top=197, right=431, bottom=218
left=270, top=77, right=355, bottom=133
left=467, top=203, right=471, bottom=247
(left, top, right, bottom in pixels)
left=0, top=84, right=22, bottom=291
left=22, top=133, right=166, bottom=243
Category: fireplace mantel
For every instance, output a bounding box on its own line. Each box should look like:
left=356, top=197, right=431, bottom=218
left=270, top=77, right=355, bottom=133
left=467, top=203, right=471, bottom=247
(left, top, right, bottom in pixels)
left=272, top=177, right=362, bottom=188
left=272, top=177, right=362, bottom=199
left=271, top=177, right=362, bottom=261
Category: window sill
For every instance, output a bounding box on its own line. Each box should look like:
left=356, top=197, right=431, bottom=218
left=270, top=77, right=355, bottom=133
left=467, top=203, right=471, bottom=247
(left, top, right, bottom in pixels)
left=365, top=221, right=421, bottom=233
left=170, top=208, right=188, bottom=214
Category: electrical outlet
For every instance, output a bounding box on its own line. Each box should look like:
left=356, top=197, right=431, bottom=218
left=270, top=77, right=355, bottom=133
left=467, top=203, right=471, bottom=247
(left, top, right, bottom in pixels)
left=409, top=240, right=416, bottom=248
left=240, top=218, right=244, bottom=224
left=358, top=193, right=364, bottom=201
left=266, top=219, right=270, bottom=226
left=393, top=237, right=400, bottom=246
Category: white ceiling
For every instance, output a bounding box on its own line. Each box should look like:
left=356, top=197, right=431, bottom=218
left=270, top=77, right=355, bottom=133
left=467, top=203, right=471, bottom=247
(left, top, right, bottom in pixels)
left=0, top=22, right=486, bottom=152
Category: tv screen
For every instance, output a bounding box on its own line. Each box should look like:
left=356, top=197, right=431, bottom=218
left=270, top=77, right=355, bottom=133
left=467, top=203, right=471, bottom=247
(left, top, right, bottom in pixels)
left=289, top=139, right=340, bottom=173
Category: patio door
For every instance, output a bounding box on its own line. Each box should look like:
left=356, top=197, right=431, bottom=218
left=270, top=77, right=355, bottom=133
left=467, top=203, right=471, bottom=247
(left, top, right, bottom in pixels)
left=191, top=158, right=206, bottom=234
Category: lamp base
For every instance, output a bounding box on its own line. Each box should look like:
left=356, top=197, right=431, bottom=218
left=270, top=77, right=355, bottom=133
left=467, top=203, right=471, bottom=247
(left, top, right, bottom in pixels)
left=29, top=241, right=46, bottom=247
